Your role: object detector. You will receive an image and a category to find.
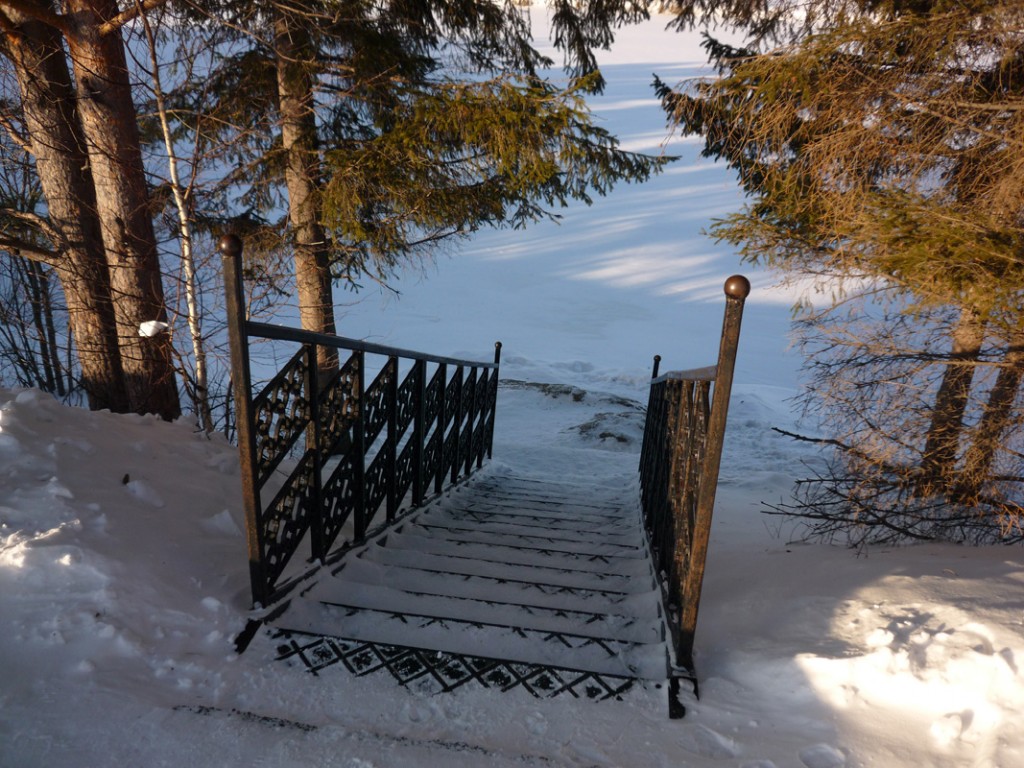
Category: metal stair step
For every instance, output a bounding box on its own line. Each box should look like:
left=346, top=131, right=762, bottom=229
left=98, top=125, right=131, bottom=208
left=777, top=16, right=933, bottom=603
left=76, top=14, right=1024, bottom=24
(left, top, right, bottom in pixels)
left=277, top=598, right=669, bottom=680
left=320, top=556, right=657, bottom=613
left=304, top=580, right=663, bottom=643
left=379, top=528, right=653, bottom=578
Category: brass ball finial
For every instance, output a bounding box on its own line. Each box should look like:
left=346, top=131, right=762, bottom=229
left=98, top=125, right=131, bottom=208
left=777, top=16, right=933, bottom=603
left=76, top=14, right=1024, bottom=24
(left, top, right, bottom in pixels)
left=218, top=233, right=242, bottom=257
left=724, top=274, right=751, bottom=299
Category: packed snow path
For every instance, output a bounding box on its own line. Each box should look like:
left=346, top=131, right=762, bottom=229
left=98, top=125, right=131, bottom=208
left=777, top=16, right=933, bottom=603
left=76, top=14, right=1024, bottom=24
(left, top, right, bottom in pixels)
left=269, top=467, right=671, bottom=698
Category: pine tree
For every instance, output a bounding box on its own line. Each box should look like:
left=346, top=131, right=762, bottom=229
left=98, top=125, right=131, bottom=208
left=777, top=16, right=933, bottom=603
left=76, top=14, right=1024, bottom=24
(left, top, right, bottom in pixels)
left=659, top=1, right=1024, bottom=540
left=168, top=0, right=667, bottom=374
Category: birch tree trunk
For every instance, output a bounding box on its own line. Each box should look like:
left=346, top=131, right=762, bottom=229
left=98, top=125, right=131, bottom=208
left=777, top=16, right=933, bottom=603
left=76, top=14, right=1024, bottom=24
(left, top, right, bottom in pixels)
left=139, top=10, right=213, bottom=431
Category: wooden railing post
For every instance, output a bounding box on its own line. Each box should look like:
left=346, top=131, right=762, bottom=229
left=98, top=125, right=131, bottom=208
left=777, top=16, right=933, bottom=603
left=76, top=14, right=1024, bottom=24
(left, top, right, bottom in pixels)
left=219, top=235, right=269, bottom=607
left=676, top=275, right=750, bottom=668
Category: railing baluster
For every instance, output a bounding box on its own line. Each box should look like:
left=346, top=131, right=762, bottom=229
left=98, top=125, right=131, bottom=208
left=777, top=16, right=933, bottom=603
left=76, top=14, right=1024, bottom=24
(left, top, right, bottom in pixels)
left=412, top=360, right=427, bottom=506
left=676, top=275, right=749, bottom=669
left=486, top=342, right=502, bottom=460
left=464, top=367, right=477, bottom=477
left=386, top=356, right=399, bottom=522
left=435, top=363, right=447, bottom=496
left=305, top=343, right=326, bottom=560
left=354, top=349, right=367, bottom=541
left=451, top=365, right=463, bottom=484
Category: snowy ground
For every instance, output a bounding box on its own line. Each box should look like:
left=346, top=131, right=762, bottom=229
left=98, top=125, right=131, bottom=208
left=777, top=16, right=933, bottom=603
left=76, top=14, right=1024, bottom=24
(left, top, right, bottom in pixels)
left=3, top=9, right=1023, bottom=768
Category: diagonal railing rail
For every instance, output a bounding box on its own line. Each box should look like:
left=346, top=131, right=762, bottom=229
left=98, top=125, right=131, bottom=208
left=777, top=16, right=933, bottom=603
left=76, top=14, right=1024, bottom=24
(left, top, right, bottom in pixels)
left=220, top=235, right=501, bottom=608
left=639, top=275, right=749, bottom=715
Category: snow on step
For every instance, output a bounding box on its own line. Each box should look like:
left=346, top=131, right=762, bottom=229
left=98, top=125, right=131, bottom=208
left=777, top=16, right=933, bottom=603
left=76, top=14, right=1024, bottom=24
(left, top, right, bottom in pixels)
left=308, top=580, right=662, bottom=644
left=275, top=471, right=671, bottom=681
left=316, top=557, right=657, bottom=615
left=412, top=520, right=646, bottom=556
left=378, top=528, right=652, bottom=577
left=427, top=505, right=637, bottom=537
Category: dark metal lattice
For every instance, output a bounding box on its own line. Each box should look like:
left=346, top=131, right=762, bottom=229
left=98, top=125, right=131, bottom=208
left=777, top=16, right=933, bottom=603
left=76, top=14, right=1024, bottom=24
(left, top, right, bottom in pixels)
left=274, top=631, right=635, bottom=701
left=260, top=455, right=317, bottom=587
left=252, top=348, right=311, bottom=488
left=638, top=276, right=749, bottom=678
left=318, top=355, right=360, bottom=459
left=221, top=237, right=502, bottom=607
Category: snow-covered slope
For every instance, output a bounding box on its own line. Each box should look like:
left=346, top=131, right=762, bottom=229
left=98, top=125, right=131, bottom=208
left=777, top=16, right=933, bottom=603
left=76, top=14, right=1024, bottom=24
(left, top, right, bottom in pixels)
left=2, top=379, right=1022, bottom=767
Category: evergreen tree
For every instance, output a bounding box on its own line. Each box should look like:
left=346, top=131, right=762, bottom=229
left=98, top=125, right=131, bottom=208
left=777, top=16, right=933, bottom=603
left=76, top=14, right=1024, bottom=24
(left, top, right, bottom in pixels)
left=169, top=0, right=667, bottom=379
left=659, top=1, right=1024, bottom=540
left=0, top=0, right=662, bottom=417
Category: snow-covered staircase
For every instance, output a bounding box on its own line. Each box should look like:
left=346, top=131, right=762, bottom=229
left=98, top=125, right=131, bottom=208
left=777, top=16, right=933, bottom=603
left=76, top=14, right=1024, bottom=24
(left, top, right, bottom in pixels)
left=270, top=470, right=670, bottom=699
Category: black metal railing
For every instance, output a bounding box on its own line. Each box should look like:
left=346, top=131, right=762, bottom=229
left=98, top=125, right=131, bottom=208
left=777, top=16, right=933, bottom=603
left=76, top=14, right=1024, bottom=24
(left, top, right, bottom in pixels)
left=639, top=275, right=749, bottom=690
left=220, top=235, right=501, bottom=607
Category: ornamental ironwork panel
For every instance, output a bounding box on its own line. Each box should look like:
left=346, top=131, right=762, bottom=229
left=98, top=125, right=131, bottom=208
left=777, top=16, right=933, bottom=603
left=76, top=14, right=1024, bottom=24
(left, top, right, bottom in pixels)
left=363, top=363, right=394, bottom=447
left=364, top=448, right=390, bottom=526
left=319, top=450, right=358, bottom=554
left=252, top=348, right=311, bottom=489
left=458, top=419, right=473, bottom=472
left=471, top=418, right=486, bottom=468
left=396, top=366, right=419, bottom=435
left=424, top=367, right=444, bottom=426
left=444, top=367, right=462, bottom=425
left=395, top=439, right=415, bottom=506
left=461, top=369, right=477, bottom=422
left=260, top=453, right=316, bottom=589
left=475, top=370, right=489, bottom=416
left=424, top=427, right=443, bottom=488
left=318, top=354, right=360, bottom=459
left=221, top=235, right=502, bottom=608
left=442, top=424, right=458, bottom=480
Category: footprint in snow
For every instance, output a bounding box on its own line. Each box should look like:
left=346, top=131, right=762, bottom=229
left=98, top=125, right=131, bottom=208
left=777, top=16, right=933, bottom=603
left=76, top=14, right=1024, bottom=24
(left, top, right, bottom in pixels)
left=679, top=724, right=739, bottom=759
left=930, top=710, right=973, bottom=747
left=798, top=743, right=846, bottom=768
left=124, top=479, right=165, bottom=508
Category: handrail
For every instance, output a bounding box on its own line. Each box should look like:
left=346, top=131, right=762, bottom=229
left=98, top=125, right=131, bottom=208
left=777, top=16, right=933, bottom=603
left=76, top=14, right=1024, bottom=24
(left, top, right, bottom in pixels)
left=639, top=274, right=749, bottom=715
left=245, top=320, right=499, bottom=370
left=219, top=234, right=501, bottom=607
left=651, top=365, right=718, bottom=384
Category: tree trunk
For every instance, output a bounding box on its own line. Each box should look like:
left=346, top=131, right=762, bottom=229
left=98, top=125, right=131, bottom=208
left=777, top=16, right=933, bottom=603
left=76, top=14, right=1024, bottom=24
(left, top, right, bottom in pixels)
left=957, top=331, right=1024, bottom=502
left=38, top=263, right=66, bottom=396
left=139, top=10, right=213, bottom=431
left=918, top=307, right=985, bottom=495
left=21, top=258, right=58, bottom=392
left=275, top=13, right=338, bottom=387
left=2, top=12, right=129, bottom=412
left=64, top=0, right=180, bottom=419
